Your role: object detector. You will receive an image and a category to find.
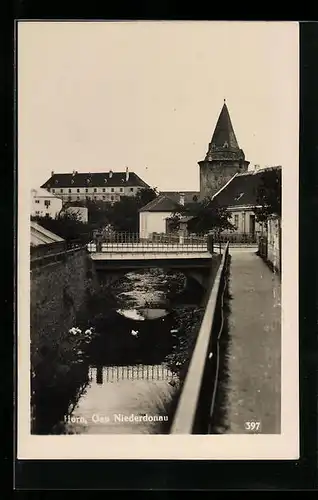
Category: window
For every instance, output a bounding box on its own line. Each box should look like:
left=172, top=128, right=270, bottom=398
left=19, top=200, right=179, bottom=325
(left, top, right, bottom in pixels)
left=44, top=200, right=51, bottom=208
left=234, top=214, right=239, bottom=229
left=77, top=196, right=80, bottom=200
left=85, top=188, right=88, bottom=193
left=68, top=188, right=72, bottom=193
left=68, top=196, right=72, bottom=201
left=102, top=196, right=106, bottom=200
left=86, top=196, right=90, bottom=200
left=94, top=196, right=97, bottom=200
left=130, top=187, right=134, bottom=192
left=111, top=188, right=114, bottom=192
left=35, top=211, right=40, bottom=215
left=52, top=189, right=55, bottom=193
left=94, top=188, right=97, bottom=192
left=120, top=188, right=123, bottom=192
left=35, top=200, right=40, bottom=204
left=47, top=188, right=50, bottom=192
left=60, top=189, right=64, bottom=193
left=111, top=195, right=114, bottom=201
left=77, top=188, right=80, bottom=193
left=102, top=188, right=106, bottom=192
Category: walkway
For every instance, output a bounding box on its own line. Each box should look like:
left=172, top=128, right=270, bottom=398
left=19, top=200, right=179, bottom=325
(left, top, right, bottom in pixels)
left=220, top=249, right=281, bottom=434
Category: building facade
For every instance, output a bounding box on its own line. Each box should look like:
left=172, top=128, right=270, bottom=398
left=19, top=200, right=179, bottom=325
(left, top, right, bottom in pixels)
left=139, top=191, right=199, bottom=239
left=31, top=188, right=63, bottom=218
left=40, top=168, right=149, bottom=205
left=199, top=100, right=250, bottom=200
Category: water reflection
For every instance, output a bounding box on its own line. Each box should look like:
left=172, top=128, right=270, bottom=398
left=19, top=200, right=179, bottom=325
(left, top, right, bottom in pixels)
left=117, top=308, right=169, bottom=321
left=62, top=363, right=179, bottom=434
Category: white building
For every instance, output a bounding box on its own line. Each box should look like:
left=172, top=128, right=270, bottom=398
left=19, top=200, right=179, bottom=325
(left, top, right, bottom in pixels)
left=31, top=188, right=63, bottom=219
left=139, top=191, right=199, bottom=239
left=40, top=168, right=150, bottom=205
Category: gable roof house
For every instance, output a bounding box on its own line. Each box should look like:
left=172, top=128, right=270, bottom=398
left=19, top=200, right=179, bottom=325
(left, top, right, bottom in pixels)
left=139, top=191, right=200, bottom=239
left=211, top=166, right=282, bottom=236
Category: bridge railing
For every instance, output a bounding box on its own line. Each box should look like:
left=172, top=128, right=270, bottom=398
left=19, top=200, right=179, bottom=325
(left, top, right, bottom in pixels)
left=170, top=241, right=230, bottom=434
left=30, top=239, right=87, bottom=269
left=87, top=232, right=212, bottom=253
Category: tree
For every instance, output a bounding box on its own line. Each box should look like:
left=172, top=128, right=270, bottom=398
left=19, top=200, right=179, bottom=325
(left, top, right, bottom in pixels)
left=254, top=168, right=281, bottom=222
left=169, top=197, right=235, bottom=234
left=31, top=211, right=91, bottom=243
left=104, top=187, right=158, bottom=233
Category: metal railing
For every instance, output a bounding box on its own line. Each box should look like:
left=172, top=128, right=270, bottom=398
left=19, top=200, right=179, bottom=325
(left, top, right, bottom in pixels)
left=30, top=239, right=86, bottom=269
left=214, top=232, right=258, bottom=244
left=90, top=364, right=177, bottom=383
left=87, top=232, right=212, bottom=253
left=170, top=241, right=230, bottom=434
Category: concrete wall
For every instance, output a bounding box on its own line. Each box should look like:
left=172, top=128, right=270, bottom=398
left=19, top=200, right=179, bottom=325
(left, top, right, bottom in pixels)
left=139, top=211, right=172, bottom=239
left=30, top=248, right=98, bottom=349
left=267, top=216, right=281, bottom=272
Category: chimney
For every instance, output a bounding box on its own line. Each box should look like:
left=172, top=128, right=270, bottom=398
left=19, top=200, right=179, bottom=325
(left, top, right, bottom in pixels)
left=51, top=171, right=54, bottom=177
left=125, top=166, right=129, bottom=182
left=179, top=192, right=185, bottom=206
left=72, top=170, right=76, bottom=176
left=109, top=170, right=113, bottom=179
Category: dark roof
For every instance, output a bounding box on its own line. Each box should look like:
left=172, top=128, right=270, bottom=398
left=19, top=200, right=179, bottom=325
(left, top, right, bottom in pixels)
left=213, top=167, right=282, bottom=208
left=160, top=191, right=200, bottom=204
left=203, top=101, right=246, bottom=162
left=210, top=102, right=239, bottom=149
left=41, top=171, right=150, bottom=189
left=139, top=190, right=200, bottom=213
left=139, top=195, right=179, bottom=213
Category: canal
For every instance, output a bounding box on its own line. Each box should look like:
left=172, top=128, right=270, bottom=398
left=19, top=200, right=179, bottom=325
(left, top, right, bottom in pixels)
left=33, top=268, right=206, bottom=435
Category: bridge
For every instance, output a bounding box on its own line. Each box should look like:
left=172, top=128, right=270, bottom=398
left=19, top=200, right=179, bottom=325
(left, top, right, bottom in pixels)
left=86, top=234, right=220, bottom=289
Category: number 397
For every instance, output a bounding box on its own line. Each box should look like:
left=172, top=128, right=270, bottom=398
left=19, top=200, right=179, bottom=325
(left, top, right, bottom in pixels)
left=245, top=421, right=261, bottom=431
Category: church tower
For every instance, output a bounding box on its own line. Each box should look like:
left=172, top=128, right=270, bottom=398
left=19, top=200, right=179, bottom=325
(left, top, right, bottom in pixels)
left=199, top=100, right=249, bottom=199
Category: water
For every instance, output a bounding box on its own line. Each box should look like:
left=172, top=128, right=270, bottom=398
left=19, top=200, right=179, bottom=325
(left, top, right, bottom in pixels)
left=38, top=269, right=204, bottom=435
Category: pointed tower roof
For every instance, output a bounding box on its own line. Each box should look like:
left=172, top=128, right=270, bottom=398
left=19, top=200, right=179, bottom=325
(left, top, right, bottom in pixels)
left=204, top=100, right=246, bottom=162
left=211, top=100, right=239, bottom=149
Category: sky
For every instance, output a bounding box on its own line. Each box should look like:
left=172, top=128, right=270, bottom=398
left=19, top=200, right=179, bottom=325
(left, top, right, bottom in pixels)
left=18, top=21, right=299, bottom=192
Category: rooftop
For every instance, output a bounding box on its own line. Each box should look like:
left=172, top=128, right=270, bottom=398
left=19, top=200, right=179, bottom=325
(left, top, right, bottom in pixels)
left=31, top=187, right=62, bottom=199
left=139, top=191, right=200, bottom=213
left=30, top=221, right=65, bottom=246
left=41, top=171, right=150, bottom=189
left=212, top=166, right=282, bottom=208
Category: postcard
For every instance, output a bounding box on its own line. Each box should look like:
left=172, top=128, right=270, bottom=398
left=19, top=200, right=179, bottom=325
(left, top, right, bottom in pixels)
left=17, top=20, right=299, bottom=460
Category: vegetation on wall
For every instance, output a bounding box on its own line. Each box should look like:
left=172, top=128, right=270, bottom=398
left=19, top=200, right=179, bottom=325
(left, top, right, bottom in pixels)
left=254, top=168, right=282, bottom=222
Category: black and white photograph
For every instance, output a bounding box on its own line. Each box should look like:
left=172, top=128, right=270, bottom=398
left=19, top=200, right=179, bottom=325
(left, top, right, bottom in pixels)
left=17, top=21, right=299, bottom=460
